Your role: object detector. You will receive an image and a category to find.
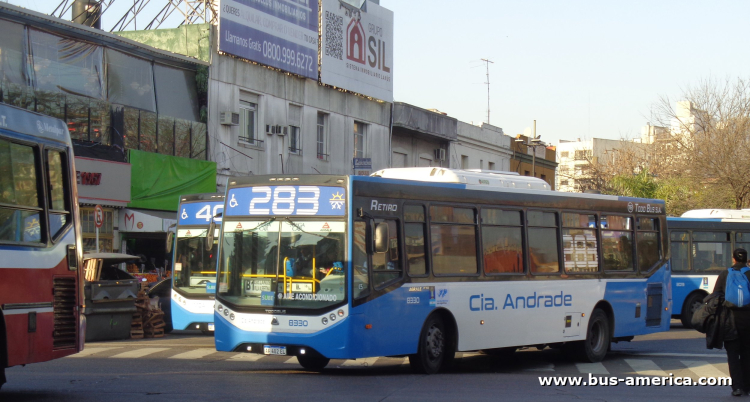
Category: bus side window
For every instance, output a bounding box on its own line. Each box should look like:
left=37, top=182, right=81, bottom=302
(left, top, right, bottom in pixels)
left=636, top=217, right=662, bottom=271
left=527, top=210, right=560, bottom=274
left=404, top=204, right=427, bottom=276
left=670, top=231, right=690, bottom=272
left=352, top=221, right=370, bottom=299
left=46, top=150, right=71, bottom=240
left=0, top=139, right=43, bottom=243
left=372, top=219, right=402, bottom=288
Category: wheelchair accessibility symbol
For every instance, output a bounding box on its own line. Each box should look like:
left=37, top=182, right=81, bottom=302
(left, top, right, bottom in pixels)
left=181, top=209, right=188, bottom=219
left=229, top=194, right=239, bottom=208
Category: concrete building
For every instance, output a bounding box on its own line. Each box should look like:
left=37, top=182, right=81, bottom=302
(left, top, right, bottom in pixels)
left=556, top=138, right=627, bottom=192
left=452, top=122, right=513, bottom=172
left=510, top=135, right=557, bottom=189
left=391, top=103, right=456, bottom=168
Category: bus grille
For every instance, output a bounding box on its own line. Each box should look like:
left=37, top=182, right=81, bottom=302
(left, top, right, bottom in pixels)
left=53, top=277, right=77, bottom=349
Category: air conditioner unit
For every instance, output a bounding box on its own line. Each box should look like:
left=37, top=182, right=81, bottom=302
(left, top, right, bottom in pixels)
left=266, top=124, right=272, bottom=135
left=282, top=126, right=288, bottom=135
left=219, top=112, right=240, bottom=126
left=276, top=125, right=285, bottom=136
left=434, top=148, right=446, bottom=161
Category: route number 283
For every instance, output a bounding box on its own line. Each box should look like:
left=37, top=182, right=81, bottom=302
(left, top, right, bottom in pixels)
left=249, top=186, right=320, bottom=215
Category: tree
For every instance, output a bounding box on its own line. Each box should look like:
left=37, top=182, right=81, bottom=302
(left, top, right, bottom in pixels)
left=653, top=77, right=750, bottom=209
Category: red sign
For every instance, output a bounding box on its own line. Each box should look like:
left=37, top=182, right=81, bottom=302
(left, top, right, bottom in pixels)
left=77, top=171, right=102, bottom=185
left=94, top=205, right=104, bottom=228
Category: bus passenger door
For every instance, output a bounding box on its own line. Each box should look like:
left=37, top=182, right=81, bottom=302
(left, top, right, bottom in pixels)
left=351, top=219, right=411, bottom=356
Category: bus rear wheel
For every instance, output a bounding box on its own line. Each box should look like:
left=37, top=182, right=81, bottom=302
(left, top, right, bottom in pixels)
left=680, top=293, right=705, bottom=329
left=573, top=309, right=610, bottom=362
left=297, top=354, right=329, bottom=371
left=409, top=315, right=447, bottom=374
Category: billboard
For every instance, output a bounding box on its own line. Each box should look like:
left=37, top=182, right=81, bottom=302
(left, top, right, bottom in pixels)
left=321, top=0, right=393, bottom=102
left=219, top=0, right=319, bottom=79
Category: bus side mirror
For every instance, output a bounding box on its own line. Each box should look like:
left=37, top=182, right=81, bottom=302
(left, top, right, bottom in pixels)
left=206, top=220, right=216, bottom=251
left=166, top=231, right=174, bottom=253
left=166, top=223, right=176, bottom=253
left=374, top=223, right=389, bottom=253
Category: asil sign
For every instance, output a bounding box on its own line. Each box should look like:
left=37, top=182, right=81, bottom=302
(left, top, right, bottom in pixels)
left=469, top=291, right=573, bottom=311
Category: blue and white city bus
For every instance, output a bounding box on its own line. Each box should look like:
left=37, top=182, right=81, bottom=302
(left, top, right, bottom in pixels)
left=170, top=193, right=224, bottom=333
left=212, top=168, right=671, bottom=373
left=668, top=209, right=750, bottom=328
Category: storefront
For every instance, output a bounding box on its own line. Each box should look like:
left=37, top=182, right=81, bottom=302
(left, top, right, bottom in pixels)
left=75, top=156, right=131, bottom=253
left=118, top=208, right=177, bottom=278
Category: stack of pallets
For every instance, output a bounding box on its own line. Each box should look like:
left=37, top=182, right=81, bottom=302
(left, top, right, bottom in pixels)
left=131, top=290, right=166, bottom=338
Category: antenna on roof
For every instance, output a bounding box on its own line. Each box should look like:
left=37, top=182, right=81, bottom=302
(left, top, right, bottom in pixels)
left=481, top=58, right=494, bottom=125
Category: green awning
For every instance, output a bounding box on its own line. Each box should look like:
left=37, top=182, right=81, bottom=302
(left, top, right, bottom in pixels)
left=127, top=150, right=216, bottom=211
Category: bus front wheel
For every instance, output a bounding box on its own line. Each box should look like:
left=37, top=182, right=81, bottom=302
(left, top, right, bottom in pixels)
left=409, top=314, right=447, bottom=374
left=680, top=293, right=705, bottom=329
left=297, top=354, right=329, bottom=371
left=573, top=309, right=610, bottom=362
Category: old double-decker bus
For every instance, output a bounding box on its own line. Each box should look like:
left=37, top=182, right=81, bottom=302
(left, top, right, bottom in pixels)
left=212, top=168, right=670, bottom=373
left=170, top=193, right=224, bottom=333
left=0, top=103, right=83, bottom=388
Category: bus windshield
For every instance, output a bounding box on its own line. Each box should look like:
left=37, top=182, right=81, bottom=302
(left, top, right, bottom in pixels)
left=174, top=229, right=218, bottom=295
left=218, top=219, right=346, bottom=309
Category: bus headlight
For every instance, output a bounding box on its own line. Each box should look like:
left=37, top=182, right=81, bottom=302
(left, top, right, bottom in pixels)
left=218, top=305, right=224, bottom=312
left=329, top=313, right=336, bottom=321
left=338, top=309, right=344, bottom=317
left=322, top=317, right=328, bottom=325
left=224, top=309, right=229, bottom=317
left=229, top=313, right=235, bottom=321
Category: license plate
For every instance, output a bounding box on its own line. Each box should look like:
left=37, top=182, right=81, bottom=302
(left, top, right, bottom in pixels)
left=263, top=345, right=287, bottom=355
left=208, top=323, right=215, bottom=331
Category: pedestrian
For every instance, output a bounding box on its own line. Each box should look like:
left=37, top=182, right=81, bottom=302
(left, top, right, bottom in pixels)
left=713, top=248, right=750, bottom=396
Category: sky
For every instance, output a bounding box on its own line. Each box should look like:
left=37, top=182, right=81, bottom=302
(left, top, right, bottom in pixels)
left=7, top=0, right=750, bottom=144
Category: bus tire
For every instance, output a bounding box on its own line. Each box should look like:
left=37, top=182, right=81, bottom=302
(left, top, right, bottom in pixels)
left=297, top=354, right=329, bottom=371
left=680, top=293, right=705, bottom=329
left=576, top=309, right=610, bottom=362
left=409, top=314, right=446, bottom=374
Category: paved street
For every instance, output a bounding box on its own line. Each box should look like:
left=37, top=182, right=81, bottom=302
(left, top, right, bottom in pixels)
left=1, top=321, right=737, bottom=402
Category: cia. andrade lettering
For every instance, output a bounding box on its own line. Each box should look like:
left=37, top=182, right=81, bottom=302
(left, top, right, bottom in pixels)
left=469, top=291, right=573, bottom=311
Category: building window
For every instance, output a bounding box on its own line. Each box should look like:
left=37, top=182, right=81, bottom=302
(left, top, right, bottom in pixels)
left=540, top=174, right=546, bottom=181
left=289, top=126, right=301, bottom=155
left=560, top=151, right=569, bottom=158
left=354, top=121, right=366, bottom=158
left=239, top=100, right=262, bottom=146
left=488, top=162, right=495, bottom=170
left=560, top=180, right=569, bottom=186
left=574, top=150, right=591, bottom=160
left=317, top=112, right=328, bottom=161
left=524, top=170, right=530, bottom=176
left=461, top=155, right=468, bottom=169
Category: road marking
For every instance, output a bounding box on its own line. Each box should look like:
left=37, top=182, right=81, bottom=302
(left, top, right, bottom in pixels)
left=681, top=360, right=728, bottom=378
left=624, top=359, right=668, bottom=377
left=226, top=353, right=265, bottom=362
left=110, top=348, right=170, bottom=359
left=614, top=352, right=726, bottom=358
left=169, top=349, right=217, bottom=359
left=67, top=347, right=122, bottom=358
left=341, top=357, right=380, bottom=367
left=576, top=362, right=609, bottom=375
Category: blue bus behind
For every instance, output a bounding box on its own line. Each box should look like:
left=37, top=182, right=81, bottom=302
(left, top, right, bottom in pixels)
left=668, top=210, right=750, bottom=328
left=170, top=193, right=223, bottom=332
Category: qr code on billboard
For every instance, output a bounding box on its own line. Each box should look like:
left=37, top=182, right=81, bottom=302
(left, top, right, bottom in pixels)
left=324, top=11, right=343, bottom=60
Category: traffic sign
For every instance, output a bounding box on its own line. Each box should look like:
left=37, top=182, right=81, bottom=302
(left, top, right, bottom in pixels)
left=94, top=205, right=104, bottom=228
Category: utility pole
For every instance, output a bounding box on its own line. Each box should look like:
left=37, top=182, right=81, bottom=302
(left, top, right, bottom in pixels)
left=481, top=58, right=493, bottom=125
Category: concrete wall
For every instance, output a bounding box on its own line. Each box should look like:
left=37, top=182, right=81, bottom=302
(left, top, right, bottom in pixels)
left=451, top=122, right=513, bottom=171
left=207, top=28, right=391, bottom=190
